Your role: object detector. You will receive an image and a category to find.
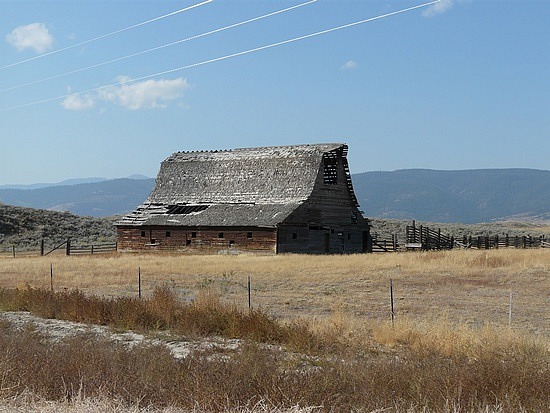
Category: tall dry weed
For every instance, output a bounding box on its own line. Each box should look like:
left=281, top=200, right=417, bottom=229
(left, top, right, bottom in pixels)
left=0, top=291, right=549, bottom=412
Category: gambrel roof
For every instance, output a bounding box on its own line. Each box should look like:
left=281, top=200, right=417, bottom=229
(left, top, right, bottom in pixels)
left=117, top=143, right=358, bottom=228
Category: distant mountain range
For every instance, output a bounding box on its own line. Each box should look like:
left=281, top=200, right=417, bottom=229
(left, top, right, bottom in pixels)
left=353, top=169, right=550, bottom=224
left=0, top=177, right=155, bottom=217
left=0, top=175, right=150, bottom=190
left=0, top=169, right=549, bottom=224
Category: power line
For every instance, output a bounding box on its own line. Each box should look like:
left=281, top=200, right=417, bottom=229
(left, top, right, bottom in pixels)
left=1, top=0, right=317, bottom=93
left=0, top=0, right=213, bottom=71
left=1, top=0, right=441, bottom=113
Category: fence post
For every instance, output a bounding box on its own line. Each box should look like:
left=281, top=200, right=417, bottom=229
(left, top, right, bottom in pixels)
left=66, top=239, right=71, bottom=255
left=508, top=291, right=513, bottom=328
left=390, top=278, right=395, bottom=327
left=12, top=246, right=15, bottom=258
left=248, top=275, right=251, bottom=310
left=138, top=267, right=142, bottom=299
left=40, top=239, right=45, bottom=256
left=50, top=262, right=54, bottom=291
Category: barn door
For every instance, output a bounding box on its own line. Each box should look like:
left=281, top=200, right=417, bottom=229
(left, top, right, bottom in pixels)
left=324, top=233, right=330, bottom=253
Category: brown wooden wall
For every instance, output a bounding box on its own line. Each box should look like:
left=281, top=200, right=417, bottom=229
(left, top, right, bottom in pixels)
left=277, top=224, right=368, bottom=254
left=117, top=226, right=277, bottom=254
left=277, top=151, right=370, bottom=254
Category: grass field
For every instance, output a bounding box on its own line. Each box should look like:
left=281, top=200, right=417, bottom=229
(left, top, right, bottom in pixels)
left=0, top=249, right=548, bottom=412
left=0, top=249, right=548, bottom=336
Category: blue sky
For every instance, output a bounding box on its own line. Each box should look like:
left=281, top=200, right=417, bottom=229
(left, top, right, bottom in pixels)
left=1, top=0, right=549, bottom=185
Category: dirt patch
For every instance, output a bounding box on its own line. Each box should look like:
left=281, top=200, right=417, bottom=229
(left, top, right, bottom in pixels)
left=0, top=311, right=241, bottom=360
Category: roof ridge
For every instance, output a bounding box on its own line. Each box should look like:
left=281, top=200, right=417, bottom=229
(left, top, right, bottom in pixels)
left=170, top=142, right=345, bottom=157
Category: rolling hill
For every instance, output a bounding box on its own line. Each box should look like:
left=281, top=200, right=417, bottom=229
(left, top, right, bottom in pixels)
left=353, top=168, right=550, bottom=224
left=0, top=204, right=116, bottom=251
left=0, top=178, right=155, bottom=217
left=0, top=169, right=549, bottom=224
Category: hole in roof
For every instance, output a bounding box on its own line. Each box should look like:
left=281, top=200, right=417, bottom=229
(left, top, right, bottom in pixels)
left=167, top=205, right=209, bottom=215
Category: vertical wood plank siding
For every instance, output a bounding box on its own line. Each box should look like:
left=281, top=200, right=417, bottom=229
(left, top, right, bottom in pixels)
left=277, top=152, right=369, bottom=253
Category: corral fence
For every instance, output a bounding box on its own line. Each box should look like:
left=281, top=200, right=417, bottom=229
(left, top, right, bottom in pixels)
left=370, top=221, right=455, bottom=252
left=0, top=239, right=117, bottom=257
left=370, top=234, right=400, bottom=253
left=405, top=221, right=455, bottom=250
left=370, top=220, right=549, bottom=252
left=459, top=234, right=548, bottom=250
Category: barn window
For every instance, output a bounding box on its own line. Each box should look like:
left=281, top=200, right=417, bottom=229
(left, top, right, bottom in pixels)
left=167, top=204, right=209, bottom=214
left=218, top=232, right=224, bottom=238
left=247, top=232, right=253, bottom=239
left=166, top=231, right=171, bottom=237
left=323, top=153, right=338, bottom=184
left=186, top=239, right=191, bottom=245
left=229, top=240, right=235, bottom=246
left=292, top=232, right=298, bottom=240
left=191, top=232, right=197, bottom=238
left=140, top=231, right=146, bottom=237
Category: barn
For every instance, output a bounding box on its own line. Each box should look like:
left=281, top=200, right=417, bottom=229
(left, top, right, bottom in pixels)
left=116, top=143, right=371, bottom=254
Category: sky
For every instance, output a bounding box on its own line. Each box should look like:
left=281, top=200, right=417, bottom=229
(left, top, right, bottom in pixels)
left=1, top=0, right=549, bottom=185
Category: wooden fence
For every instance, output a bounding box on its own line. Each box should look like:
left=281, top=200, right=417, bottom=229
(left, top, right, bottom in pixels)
left=68, top=242, right=118, bottom=255
left=0, top=239, right=117, bottom=257
left=370, top=234, right=400, bottom=253
left=459, top=234, right=548, bottom=250
left=405, top=221, right=455, bottom=251
left=370, top=221, right=549, bottom=252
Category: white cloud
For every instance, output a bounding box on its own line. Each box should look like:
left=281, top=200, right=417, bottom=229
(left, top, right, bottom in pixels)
left=60, top=77, right=190, bottom=111
left=99, top=76, right=190, bottom=110
left=422, top=0, right=456, bottom=17
left=61, top=94, right=95, bottom=111
left=341, top=60, right=359, bottom=71
left=6, top=23, right=54, bottom=53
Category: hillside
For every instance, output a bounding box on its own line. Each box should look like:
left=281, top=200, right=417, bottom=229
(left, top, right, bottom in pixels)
left=0, top=204, right=116, bottom=251
left=353, top=168, right=550, bottom=224
left=0, top=178, right=155, bottom=217
left=1, top=169, right=549, bottom=224
left=2, top=204, right=548, bottom=252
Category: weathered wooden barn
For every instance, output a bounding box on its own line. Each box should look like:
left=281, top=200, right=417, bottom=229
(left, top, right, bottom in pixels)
left=116, top=143, right=371, bottom=254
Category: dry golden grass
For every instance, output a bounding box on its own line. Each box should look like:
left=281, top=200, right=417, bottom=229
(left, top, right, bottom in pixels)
left=0, top=249, right=548, bottom=337
left=0, top=262, right=548, bottom=412
left=0, top=286, right=548, bottom=412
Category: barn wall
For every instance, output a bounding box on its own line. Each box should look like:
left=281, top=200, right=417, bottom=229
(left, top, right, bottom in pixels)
left=277, top=224, right=367, bottom=254
left=117, top=226, right=277, bottom=254
left=278, top=151, right=370, bottom=254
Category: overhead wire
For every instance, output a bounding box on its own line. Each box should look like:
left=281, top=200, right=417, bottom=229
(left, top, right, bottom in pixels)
left=0, top=0, right=213, bottom=71
left=1, top=0, right=317, bottom=93
left=0, top=0, right=441, bottom=113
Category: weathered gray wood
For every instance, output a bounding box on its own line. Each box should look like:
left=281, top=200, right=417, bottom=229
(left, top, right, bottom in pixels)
left=116, top=143, right=370, bottom=254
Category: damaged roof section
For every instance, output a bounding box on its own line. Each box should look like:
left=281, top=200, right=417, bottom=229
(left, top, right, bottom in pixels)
left=117, top=143, right=351, bottom=228
left=117, top=202, right=300, bottom=228
left=148, top=143, right=344, bottom=205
